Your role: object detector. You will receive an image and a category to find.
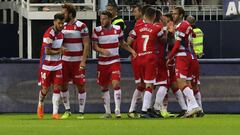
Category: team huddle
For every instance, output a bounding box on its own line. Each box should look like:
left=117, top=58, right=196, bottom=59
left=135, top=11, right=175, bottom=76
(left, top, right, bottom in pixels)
left=37, top=3, right=204, bottom=120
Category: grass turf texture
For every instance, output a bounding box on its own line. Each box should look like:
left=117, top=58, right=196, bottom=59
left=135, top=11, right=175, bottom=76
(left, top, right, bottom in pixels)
left=0, top=114, right=239, bottom=135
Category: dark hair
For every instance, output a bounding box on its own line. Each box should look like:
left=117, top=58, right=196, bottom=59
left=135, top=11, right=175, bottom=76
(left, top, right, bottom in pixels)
left=107, top=2, right=118, bottom=11
left=174, top=6, right=185, bottom=17
left=165, top=13, right=173, bottom=21
left=155, top=9, right=162, bottom=22
left=144, top=7, right=156, bottom=19
left=101, top=10, right=113, bottom=18
left=62, top=3, right=76, bottom=18
left=54, top=13, right=65, bottom=21
left=142, top=5, right=151, bottom=15
left=133, top=4, right=142, bottom=13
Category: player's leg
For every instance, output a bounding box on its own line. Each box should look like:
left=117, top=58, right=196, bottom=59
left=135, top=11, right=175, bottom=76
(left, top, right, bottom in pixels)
left=60, top=61, right=71, bottom=119
left=175, top=56, right=201, bottom=117
left=171, top=83, right=188, bottom=117
left=141, top=83, right=154, bottom=118
left=128, top=82, right=144, bottom=118
left=153, top=58, right=173, bottom=118
left=192, top=60, right=204, bottom=117
left=140, top=55, right=157, bottom=118
left=52, top=84, right=61, bottom=119
left=60, top=83, right=72, bottom=119
left=153, top=85, right=168, bottom=112
left=37, top=70, right=51, bottom=119
left=76, top=84, right=86, bottom=119
left=73, top=62, right=87, bottom=119
left=169, top=65, right=187, bottom=116
left=128, top=58, right=144, bottom=118
left=37, top=86, right=50, bottom=119
left=193, top=81, right=204, bottom=117
left=52, top=70, right=63, bottom=119
left=98, top=65, right=112, bottom=119
left=111, top=63, right=122, bottom=118
left=100, top=86, right=112, bottom=119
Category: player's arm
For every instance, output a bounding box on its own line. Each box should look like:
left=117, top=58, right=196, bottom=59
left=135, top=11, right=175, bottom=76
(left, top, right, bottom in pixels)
left=120, top=39, right=137, bottom=58
left=159, top=28, right=167, bottom=44
left=92, top=42, right=111, bottom=56
left=92, top=29, right=110, bottom=56
left=121, top=30, right=137, bottom=57
left=45, top=47, right=62, bottom=55
left=80, top=25, right=90, bottom=69
left=43, top=36, right=63, bottom=55
left=166, top=30, right=184, bottom=66
left=125, top=29, right=136, bottom=47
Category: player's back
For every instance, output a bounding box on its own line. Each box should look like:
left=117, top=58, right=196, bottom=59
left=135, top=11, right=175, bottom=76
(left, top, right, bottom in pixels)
left=154, top=22, right=166, bottom=58
left=131, top=18, right=145, bottom=52
left=134, top=23, right=163, bottom=54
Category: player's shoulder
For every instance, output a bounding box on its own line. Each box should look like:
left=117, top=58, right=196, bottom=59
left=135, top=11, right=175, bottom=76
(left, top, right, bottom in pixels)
left=94, top=26, right=103, bottom=32
left=154, top=22, right=163, bottom=29
left=75, top=20, right=85, bottom=26
left=112, top=24, right=121, bottom=31
left=44, top=27, right=55, bottom=37
left=179, top=21, right=190, bottom=29
left=135, top=18, right=144, bottom=26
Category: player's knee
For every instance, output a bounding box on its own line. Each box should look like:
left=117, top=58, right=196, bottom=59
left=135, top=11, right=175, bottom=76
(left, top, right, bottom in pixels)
left=61, top=84, right=68, bottom=92
left=113, top=86, right=121, bottom=91
left=112, top=81, right=120, bottom=89
left=76, top=85, right=86, bottom=93
left=53, top=84, right=61, bottom=91
left=101, top=86, right=109, bottom=92
left=136, top=85, right=145, bottom=92
left=41, top=87, right=49, bottom=95
left=145, top=87, right=153, bottom=93
left=172, top=88, right=179, bottom=94
left=193, top=89, right=200, bottom=95
left=177, top=79, right=187, bottom=90
left=53, top=89, right=60, bottom=94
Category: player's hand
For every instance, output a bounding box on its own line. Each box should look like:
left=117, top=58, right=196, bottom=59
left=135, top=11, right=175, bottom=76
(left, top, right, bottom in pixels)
left=166, top=58, right=171, bottom=67
left=161, top=16, right=168, bottom=26
left=167, top=23, right=174, bottom=33
left=101, top=49, right=111, bottom=56
left=79, top=61, right=86, bottom=70
left=166, top=58, right=175, bottom=68
left=60, top=46, right=67, bottom=54
left=131, top=51, right=137, bottom=59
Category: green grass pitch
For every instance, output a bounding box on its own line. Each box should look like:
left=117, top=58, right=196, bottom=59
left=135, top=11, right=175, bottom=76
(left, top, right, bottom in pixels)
left=0, top=114, right=240, bottom=135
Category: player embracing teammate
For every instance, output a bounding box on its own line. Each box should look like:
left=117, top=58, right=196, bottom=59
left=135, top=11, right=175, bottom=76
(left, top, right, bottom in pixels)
left=37, top=4, right=203, bottom=119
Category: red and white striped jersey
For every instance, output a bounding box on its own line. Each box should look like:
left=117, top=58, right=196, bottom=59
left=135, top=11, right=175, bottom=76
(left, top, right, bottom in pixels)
left=62, top=20, right=89, bottom=62
left=40, top=26, right=64, bottom=71
left=174, top=20, right=193, bottom=56
left=92, top=25, right=124, bottom=65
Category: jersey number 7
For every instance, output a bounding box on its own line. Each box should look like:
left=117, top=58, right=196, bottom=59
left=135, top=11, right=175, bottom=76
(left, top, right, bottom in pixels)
left=141, top=35, right=149, bottom=52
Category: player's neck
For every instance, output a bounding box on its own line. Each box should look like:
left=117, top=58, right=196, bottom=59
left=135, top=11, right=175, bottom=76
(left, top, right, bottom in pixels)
left=175, top=18, right=183, bottom=25
left=68, top=18, right=76, bottom=25
left=53, top=26, right=60, bottom=34
left=102, top=25, right=112, bottom=30
left=144, top=19, right=153, bottom=24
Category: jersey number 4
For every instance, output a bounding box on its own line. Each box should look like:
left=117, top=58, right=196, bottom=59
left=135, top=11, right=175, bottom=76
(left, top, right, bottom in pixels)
left=141, top=35, right=149, bottom=52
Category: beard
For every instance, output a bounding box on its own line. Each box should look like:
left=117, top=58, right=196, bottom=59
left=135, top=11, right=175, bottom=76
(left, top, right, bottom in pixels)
left=65, top=17, right=71, bottom=22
